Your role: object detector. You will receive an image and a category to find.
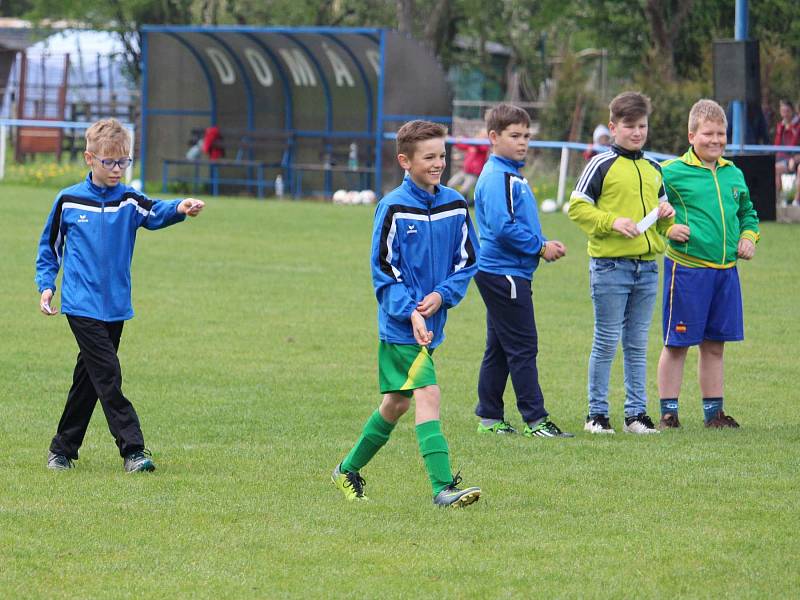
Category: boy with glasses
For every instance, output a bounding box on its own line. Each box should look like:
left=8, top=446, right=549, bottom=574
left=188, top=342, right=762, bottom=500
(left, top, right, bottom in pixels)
left=35, top=118, right=205, bottom=472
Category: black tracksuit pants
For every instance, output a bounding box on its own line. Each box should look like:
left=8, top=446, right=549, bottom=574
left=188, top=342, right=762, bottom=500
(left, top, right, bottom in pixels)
left=474, top=270, right=548, bottom=424
left=49, top=315, right=145, bottom=459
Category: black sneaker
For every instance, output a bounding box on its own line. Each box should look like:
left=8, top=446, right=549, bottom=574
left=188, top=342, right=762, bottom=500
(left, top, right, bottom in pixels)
left=433, top=472, right=480, bottom=508
left=47, top=451, right=74, bottom=470
left=523, top=417, right=575, bottom=438
left=476, top=420, right=517, bottom=435
left=623, top=413, right=659, bottom=435
left=584, top=414, right=615, bottom=434
left=123, top=449, right=156, bottom=473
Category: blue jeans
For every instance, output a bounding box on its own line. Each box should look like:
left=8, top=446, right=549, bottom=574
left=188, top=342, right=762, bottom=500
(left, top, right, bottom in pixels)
left=587, top=258, right=658, bottom=418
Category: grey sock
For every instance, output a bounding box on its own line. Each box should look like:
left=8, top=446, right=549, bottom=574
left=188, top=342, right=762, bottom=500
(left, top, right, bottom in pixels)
left=480, top=418, right=502, bottom=427
left=527, top=416, right=546, bottom=428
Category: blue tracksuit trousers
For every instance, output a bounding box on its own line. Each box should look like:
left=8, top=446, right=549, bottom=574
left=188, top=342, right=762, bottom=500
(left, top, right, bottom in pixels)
left=474, top=270, right=548, bottom=423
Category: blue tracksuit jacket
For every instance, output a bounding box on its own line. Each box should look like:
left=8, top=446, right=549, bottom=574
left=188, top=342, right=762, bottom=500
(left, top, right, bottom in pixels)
left=474, top=154, right=547, bottom=279
left=371, top=175, right=479, bottom=349
left=35, top=173, right=186, bottom=321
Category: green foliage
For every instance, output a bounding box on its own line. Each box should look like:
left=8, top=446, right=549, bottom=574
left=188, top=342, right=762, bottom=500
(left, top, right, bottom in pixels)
left=3, top=185, right=799, bottom=597
left=2, top=156, right=89, bottom=188
left=538, top=49, right=606, bottom=143
left=16, top=0, right=800, bottom=142
left=638, top=78, right=711, bottom=155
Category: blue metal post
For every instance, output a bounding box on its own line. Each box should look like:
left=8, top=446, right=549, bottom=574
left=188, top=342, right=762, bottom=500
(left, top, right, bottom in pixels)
left=732, top=0, right=748, bottom=150
left=140, top=32, right=149, bottom=189
left=374, top=30, right=386, bottom=198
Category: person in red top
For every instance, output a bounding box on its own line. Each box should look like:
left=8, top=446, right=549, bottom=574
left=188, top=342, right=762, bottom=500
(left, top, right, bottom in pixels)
left=774, top=100, right=800, bottom=205
left=447, top=130, right=489, bottom=200
left=201, top=125, right=225, bottom=159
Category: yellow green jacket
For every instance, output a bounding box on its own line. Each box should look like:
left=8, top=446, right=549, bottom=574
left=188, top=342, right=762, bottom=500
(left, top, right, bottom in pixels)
left=569, top=144, right=673, bottom=259
left=661, top=148, right=760, bottom=268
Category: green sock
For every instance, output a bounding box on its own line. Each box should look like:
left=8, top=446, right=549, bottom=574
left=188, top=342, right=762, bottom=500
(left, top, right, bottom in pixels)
left=416, top=420, right=453, bottom=496
left=340, top=410, right=395, bottom=473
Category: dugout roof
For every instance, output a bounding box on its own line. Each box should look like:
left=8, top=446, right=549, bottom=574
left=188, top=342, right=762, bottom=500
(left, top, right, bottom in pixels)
left=140, top=26, right=453, bottom=196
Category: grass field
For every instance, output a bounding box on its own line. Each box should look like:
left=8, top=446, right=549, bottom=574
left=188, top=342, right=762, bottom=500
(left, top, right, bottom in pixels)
left=1, top=184, right=798, bottom=599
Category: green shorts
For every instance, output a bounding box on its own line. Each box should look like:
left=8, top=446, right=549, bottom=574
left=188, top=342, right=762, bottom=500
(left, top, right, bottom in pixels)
left=378, top=342, right=437, bottom=397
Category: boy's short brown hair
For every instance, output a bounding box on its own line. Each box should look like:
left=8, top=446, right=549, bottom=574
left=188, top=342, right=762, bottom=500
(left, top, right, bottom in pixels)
left=485, top=103, right=530, bottom=134
left=396, top=120, right=448, bottom=158
left=609, top=92, right=652, bottom=123
left=688, top=99, right=727, bottom=133
left=85, top=118, right=131, bottom=155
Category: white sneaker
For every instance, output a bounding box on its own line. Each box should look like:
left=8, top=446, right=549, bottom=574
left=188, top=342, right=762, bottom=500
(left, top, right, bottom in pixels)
left=623, top=414, right=660, bottom=434
left=584, top=415, right=615, bottom=434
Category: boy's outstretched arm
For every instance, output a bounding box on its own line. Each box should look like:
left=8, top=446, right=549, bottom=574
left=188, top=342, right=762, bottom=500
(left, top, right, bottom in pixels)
left=140, top=195, right=204, bottom=230
left=432, top=210, right=479, bottom=310
left=178, top=198, right=205, bottom=216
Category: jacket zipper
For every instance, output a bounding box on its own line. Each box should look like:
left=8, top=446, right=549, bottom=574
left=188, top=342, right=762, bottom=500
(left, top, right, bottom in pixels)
left=711, top=169, right=726, bottom=263
left=633, top=160, right=651, bottom=256
left=100, top=194, right=107, bottom=320
left=427, top=197, right=435, bottom=334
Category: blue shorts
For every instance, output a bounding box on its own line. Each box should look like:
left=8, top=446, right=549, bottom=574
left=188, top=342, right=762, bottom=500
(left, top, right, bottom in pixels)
left=662, top=257, right=744, bottom=347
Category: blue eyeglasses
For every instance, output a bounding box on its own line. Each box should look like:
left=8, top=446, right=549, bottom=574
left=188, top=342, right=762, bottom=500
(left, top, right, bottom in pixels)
left=92, top=154, right=134, bottom=170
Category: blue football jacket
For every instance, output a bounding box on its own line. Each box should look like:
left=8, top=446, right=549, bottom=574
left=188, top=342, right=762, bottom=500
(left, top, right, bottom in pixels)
left=35, top=173, right=186, bottom=321
left=474, top=154, right=547, bottom=279
left=371, top=175, right=479, bottom=349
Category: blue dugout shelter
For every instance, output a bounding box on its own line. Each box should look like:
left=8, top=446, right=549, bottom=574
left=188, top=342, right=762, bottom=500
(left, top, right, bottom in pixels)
left=140, top=26, right=453, bottom=198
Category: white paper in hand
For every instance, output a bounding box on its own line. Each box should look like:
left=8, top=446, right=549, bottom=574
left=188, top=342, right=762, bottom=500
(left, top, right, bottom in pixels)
left=636, top=206, right=659, bottom=233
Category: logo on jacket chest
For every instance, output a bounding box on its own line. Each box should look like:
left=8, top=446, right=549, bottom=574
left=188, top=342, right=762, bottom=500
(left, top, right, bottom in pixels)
left=407, top=224, right=418, bottom=235
left=77, top=214, right=90, bottom=223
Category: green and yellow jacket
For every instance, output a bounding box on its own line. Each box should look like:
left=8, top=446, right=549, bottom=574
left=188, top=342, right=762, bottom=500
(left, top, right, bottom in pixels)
left=569, top=144, right=673, bottom=260
left=661, top=148, right=760, bottom=269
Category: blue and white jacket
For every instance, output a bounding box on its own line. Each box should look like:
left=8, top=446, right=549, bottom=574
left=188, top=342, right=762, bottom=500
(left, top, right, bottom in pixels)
left=371, top=175, right=479, bottom=349
left=35, top=173, right=186, bottom=321
left=474, top=154, right=547, bottom=279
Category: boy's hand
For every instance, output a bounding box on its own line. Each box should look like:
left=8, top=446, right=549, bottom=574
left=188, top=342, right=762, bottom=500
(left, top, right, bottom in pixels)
left=612, top=217, right=640, bottom=238
left=667, top=224, right=690, bottom=243
left=417, top=291, right=442, bottom=318
left=178, top=198, right=205, bottom=217
left=39, top=289, right=58, bottom=316
left=657, top=202, right=676, bottom=219
left=737, top=238, right=756, bottom=260
left=542, top=240, right=566, bottom=262
left=410, top=310, right=433, bottom=346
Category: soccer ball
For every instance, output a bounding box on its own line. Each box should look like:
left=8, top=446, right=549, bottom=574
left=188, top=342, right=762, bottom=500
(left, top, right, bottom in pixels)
left=358, top=189, right=377, bottom=204
left=345, top=190, right=360, bottom=205
left=332, top=189, right=347, bottom=204
left=540, top=199, right=557, bottom=213
left=562, top=200, right=571, bottom=214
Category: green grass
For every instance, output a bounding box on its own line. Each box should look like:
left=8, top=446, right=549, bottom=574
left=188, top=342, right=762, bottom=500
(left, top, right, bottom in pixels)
left=1, top=184, right=798, bottom=598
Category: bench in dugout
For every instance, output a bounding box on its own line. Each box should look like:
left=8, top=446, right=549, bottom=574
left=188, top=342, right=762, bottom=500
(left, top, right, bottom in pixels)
left=291, top=137, right=376, bottom=198
left=162, top=129, right=292, bottom=198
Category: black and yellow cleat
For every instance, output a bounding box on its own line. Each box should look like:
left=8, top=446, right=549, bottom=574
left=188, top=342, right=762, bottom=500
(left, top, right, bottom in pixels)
left=331, top=464, right=369, bottom=501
